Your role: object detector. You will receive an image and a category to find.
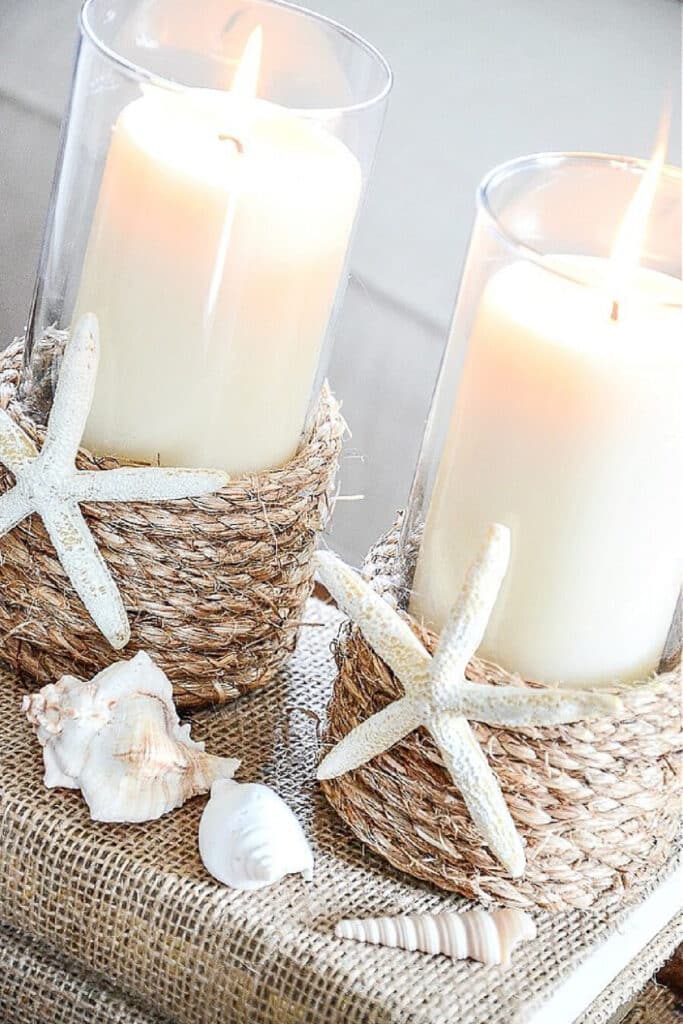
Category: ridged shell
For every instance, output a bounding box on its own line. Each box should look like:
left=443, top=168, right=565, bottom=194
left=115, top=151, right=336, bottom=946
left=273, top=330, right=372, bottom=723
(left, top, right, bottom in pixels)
left=335, top=909, right=536, bottom=966
left=23, top=651, right=240, bottom=822
left=198, top=780, right=314, bottom=890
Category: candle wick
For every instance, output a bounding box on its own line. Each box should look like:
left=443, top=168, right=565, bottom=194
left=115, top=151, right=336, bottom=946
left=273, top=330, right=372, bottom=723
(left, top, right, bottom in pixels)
left=218, top=133, right=244, bottom=155
left=610, top=299, right=620, bottom=323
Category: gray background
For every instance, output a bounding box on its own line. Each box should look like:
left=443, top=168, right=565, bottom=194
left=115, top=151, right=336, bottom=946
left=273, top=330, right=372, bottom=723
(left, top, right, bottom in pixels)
left=0, top=0, right=680, bottom=561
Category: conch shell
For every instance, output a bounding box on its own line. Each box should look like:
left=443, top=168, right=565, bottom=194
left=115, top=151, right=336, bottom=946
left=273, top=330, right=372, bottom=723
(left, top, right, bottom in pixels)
left=335, top=909, right=536, bottom=966
left=198, top=779, right=314, bottom=890
left=23, top=651, right=240, bottom=823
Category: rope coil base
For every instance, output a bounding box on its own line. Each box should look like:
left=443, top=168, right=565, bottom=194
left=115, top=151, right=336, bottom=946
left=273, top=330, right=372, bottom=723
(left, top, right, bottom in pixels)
left=321, top=523, right=682, bottom=912
left=0, top=338, right=344, bottom=708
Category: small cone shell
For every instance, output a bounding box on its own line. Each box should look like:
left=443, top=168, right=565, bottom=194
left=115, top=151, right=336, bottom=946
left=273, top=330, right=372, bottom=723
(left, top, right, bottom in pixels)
left=335, top=909, right=536, bottom=966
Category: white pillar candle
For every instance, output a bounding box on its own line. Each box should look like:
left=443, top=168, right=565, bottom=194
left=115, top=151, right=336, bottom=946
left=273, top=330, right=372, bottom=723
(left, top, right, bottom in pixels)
left=410, top=255, right=682, bottom=687
left=75, top=60, right=361, bottom=472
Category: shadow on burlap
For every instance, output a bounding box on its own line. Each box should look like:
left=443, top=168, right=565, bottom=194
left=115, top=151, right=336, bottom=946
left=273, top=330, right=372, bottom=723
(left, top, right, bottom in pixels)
left=0, top=600, right=680, bottom=1024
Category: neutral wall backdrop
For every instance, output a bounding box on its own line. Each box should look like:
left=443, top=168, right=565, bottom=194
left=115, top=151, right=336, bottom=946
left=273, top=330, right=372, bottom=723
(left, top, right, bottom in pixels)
left=0, top=0, right=680, bottom=561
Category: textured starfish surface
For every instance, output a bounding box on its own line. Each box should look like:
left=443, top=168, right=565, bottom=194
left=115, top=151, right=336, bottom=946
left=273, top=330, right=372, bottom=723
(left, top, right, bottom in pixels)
left=315, top=525, right=623, bottom=877
left=0, top=314, right=229, bottom=650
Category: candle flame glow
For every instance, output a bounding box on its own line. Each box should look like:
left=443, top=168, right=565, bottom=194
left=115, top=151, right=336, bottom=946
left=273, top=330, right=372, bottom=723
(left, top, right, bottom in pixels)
left=231, top=27, right=263, bottom=99
left=608, top=119, right=668, bottom=322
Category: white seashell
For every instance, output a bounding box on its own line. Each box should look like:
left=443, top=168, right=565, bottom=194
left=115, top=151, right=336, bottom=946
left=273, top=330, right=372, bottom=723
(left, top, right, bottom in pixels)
left=334, top=909, right=536, bottom=966
left=198, top=779, right=314, bottom=890
left=23, top=651, right=240, bottom=823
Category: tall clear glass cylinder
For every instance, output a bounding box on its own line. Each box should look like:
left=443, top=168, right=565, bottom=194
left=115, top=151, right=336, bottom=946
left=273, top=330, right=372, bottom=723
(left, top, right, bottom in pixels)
left=23, top=0, right=391, bottom=473
left=404, top=153, right=682, bottom=687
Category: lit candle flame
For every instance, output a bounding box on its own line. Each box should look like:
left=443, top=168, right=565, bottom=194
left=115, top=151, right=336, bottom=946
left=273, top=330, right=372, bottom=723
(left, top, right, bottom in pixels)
left=231, top=27, right=263, bottom=99
left=608, top=120, right=669, bottom=322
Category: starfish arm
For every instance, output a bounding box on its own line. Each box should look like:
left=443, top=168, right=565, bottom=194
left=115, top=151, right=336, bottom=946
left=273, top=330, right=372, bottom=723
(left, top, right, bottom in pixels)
left=0, top=408, right=39, bottom=473
left=41, top=314, right=99, bottom=468
left=40, top=498, right=130, bottom=650
left=317, top=697, right=424, bottom=780
left=315, top=550, right=431, bottom=696
left=429, top=524, right=511, bottom=708
left=457, top=680, right=623, bottom=727
left=428, top=710, right=525, bottom=877
left=72, top=466, right=229, bottom=503
left=0, top=485, right=33, bottom=537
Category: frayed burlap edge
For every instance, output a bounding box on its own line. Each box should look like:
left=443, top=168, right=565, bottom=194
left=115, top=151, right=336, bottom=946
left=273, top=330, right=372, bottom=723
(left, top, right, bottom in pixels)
left=0, top=338, right=345, bottom=708
left=321, top=520, right=683, bottom=912
left=579, top=914, right=682, bottom=1024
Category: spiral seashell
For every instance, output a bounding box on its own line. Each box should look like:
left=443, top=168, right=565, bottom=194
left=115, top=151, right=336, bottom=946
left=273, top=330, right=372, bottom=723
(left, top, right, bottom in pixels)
left=198, top=780, right=314, bottom=891
left=23, top=651, right=240, bottom=822
left=334, top=909, right=536, bottom=966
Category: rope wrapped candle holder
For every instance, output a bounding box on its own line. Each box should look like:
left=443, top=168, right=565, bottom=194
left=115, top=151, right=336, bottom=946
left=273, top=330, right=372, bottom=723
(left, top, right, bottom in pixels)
left=0, top=336, right=344, bottom=708
left=320, top=519, right=682, bottom=913
left=1, top=0, right=391, bottom=706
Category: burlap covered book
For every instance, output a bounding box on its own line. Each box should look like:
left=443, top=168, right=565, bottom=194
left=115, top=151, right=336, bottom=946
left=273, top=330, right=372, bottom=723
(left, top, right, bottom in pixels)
left=1, top=921, right=680, bottom=1024
left=1, top=600, right=681, bottom=1024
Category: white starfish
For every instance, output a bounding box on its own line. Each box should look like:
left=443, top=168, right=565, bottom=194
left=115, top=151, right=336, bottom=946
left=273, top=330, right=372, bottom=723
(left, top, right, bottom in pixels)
left=0, top=314, right=229, bottom=650
left=315, top=525, right=622, bottom=877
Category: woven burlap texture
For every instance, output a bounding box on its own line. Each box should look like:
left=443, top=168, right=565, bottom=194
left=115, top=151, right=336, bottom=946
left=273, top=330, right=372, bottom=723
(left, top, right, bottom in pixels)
left=0, top=923, right=170, bottom=1024
left=1, top=600, right=681, bottom=1024
left=610, top=981, right=681, bottom=1024
left=321, top=523, right=682, bottom=912
left=0, top=922, right=680, bottom=1024
left=0, top=338, right=344, bottom=708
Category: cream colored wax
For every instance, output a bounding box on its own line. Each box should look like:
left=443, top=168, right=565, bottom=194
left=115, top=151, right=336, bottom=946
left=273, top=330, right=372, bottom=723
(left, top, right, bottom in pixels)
left=410, top=256, right=682, bottom=686
left=75, top=90, right=361, bottom=472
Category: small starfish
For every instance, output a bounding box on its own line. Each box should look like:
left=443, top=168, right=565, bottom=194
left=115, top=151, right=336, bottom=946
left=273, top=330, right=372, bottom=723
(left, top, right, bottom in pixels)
left=315, top=526, right=622, bottom=877
left=0, top=314, right=229, bottom=650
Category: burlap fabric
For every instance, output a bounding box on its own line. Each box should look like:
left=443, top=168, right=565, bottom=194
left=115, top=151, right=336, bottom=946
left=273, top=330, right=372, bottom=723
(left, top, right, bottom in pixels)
left=0, top=337, right=344, bottom=708
left=0, top=923, right=680, bottom=1024
left=1, top=600, right=681, bottom=1024
left=0, top=923, right=170, bottom=1024
left=611, top=982, right=680, bottom=1024
left=322, top=523, right=683, bottom=911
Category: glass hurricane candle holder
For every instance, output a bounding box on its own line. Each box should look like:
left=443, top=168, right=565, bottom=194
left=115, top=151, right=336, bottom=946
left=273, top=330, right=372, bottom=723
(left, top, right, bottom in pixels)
left=404, top=153, right=682, bottom=688
left=22, top=0, right=391, bottom=473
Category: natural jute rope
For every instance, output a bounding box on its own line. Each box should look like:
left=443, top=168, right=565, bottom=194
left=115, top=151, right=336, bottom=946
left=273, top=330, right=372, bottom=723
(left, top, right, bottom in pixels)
left=0, top=338, right=344, bottom=707
left=321, top=521, right=682, bottom=911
